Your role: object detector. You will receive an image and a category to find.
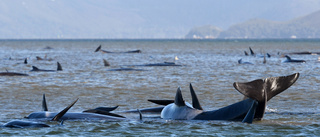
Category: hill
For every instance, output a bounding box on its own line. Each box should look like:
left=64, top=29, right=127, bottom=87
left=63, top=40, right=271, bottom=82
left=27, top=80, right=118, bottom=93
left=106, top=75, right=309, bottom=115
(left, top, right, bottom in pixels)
left=186, top=10, right=320, bottom=39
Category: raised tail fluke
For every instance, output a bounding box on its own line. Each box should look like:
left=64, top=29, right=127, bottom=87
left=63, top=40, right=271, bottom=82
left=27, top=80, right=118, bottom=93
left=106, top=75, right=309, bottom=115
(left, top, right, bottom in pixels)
left=233, top=79, right=265, bottom=102
left=189, top=83, right=203, bottom=110
left=42, top=94, right=48, bottom=111
left=264, top=73, right=299, bottom=101
left=51, top=98, right=79, bottom=121
left=233, top=73, right=299, bottom=102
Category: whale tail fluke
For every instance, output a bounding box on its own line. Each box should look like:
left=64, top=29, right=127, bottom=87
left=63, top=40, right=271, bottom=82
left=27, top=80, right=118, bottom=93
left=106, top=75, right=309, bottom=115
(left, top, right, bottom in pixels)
left=95, top=45, right=102, bottom=52
left=189, top=83, right=203, bottom=110
left=51, top=98, right=79, bottom=121
left=175, top=87, right=185, bottom=106
left=57, top=62, right=62, bottom=71
left=233, top=73, right=299, bottom=102
left=233, top=73, right=299, bottom=120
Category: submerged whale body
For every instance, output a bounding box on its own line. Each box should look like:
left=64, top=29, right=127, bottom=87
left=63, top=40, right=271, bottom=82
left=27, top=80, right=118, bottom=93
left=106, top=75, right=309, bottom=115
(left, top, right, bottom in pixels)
left=129, top=62, right=182, bottom=67
left=2, top=120, right=50, bottom=128
left=0, top=72, right=29, bottom=76
left=95, top=45, right=141, bottom=53
left=107, top=68, right=146, bottom=71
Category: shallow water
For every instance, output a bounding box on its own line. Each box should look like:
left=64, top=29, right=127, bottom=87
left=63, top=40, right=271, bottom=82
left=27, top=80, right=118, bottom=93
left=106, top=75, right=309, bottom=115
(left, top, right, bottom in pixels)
left=0, top=39, right=320, bottom=136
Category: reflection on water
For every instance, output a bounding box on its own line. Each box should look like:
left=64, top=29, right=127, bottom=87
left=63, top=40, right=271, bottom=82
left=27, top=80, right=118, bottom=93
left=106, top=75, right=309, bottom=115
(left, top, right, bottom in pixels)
left=0, top=39, right=320, bottom=136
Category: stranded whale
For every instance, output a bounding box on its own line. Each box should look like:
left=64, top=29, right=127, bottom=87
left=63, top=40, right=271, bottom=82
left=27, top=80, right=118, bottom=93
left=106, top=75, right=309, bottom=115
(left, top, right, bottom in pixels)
left=26, top=94, right=126, bottom=121
left=146, top=73, right=299, bottom=123
left=2, top=97, right=78, bottom=128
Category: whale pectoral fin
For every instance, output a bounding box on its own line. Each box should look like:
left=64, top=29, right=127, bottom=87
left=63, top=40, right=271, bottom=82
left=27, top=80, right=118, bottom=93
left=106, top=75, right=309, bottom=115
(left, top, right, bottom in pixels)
left=42, top=94, right=48, bottom=111
left=148, top=99, right=174, bottom=106
left=174, top=87, right=185, bottom=106
left=189, top=83, right=203, bottom=110
left=52, top=98, right=78, bottom=121
left=233, top=79, right=265, bottom=102
left=57, top=62, right=62, bottom=71
left=242, top=100, right=258, bottom=124
left=264, top=73, right=299, bottom=101
left=94, top=106, right=119, bottom=112
left=95, top=45, right=102, bottom=52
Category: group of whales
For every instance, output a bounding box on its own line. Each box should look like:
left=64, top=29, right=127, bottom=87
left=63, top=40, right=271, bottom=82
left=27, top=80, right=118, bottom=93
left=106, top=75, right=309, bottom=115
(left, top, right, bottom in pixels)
left=238, top=47, right=308, bottom=64
left=1, top=73, right=299, bottom=128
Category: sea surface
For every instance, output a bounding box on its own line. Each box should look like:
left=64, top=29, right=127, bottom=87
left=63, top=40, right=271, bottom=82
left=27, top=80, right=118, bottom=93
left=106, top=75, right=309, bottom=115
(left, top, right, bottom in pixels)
left=0, top=39, right=320, bottom=136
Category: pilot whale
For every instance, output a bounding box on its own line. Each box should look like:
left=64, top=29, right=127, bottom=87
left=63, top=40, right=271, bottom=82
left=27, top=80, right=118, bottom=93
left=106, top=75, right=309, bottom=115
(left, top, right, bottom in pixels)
left=283, top=55, right=306, bottom=63
left=0, top=71, right=29, bottom=76
left=31, top=62, right=63, bottom=72
left=147, top=73, right=299, bottom=123
left=26, top=94, right=126, bottom=121
left=95, top=45, right=141, bottom=53
left=2, top=97, right=78, bottom=128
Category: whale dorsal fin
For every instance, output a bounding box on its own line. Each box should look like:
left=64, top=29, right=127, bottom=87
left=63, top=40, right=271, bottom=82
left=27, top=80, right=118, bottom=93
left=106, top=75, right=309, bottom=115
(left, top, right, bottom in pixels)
left=285, top=55, right=291, bottom=60
left=174, top=87, right=185, bottom=106
left=24, top=58, right=27, bottom=64
left=52, top=98, right=78, bottom=121
left=244, top=51, right=248, bottom=56
left=57, top=62, right=62, bottom=71
left=95, top=45, right=102, bottom=52
left=249, top=47, right=255, bottom=56
left=5, top=68, right=8, bottom=72
left=103, top=59, right=110, bottom=66
left=32, top=66, right=39, bottom=71
left=189, top=83, right=203, bottom=110
left=42, top=94, right=48, bottom=111
left=264, top=73, right=299, bottom=101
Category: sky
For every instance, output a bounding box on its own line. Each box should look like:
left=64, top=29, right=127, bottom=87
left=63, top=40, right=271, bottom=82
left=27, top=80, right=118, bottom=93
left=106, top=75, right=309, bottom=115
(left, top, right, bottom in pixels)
left=0, top=0, right=320, bottom=39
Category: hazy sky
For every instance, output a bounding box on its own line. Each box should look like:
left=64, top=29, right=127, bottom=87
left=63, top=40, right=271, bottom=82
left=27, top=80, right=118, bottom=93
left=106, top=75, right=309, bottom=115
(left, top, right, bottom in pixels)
left=0, top=0, right=320, bottom=38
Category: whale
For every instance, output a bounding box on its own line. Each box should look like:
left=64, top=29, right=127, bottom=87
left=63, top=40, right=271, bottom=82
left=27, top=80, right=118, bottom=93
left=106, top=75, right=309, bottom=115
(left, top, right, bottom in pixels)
left=26, top=94, right=126, bottom=121
left=0, top=71, right=29, bottom=76
left=238, top=59, right=253, bottom=64
left=283, top=55, right=306, bottom=63
left=128, top=62, right=183, bottom=67
left=159, top=84, right=258, bottom=123
left=95, top=45, right=141, bottom=53
left=2, top=97, right=78, bottom=128
left=145, top=73, right=299, bottom=123
left=31, top=62, right=63, bottom=72
left=107, top=67, right=147, bottom=71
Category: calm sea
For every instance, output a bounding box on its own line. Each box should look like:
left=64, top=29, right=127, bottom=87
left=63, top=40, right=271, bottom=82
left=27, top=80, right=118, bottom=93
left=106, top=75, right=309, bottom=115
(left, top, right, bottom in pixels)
left=0, top=39, right=320, bottom=136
